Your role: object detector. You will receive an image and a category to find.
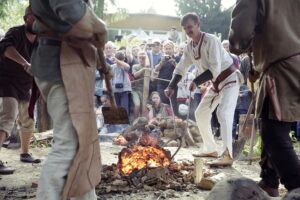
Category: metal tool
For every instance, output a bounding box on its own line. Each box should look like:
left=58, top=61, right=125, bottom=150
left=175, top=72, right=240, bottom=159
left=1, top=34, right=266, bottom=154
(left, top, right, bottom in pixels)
left=95, top=40, right=129, bottom=124
left=163, top=91, right=192, bottom=160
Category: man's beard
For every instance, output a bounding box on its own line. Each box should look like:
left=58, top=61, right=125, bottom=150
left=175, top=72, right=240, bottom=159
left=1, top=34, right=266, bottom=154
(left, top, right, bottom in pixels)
left=25, top=24, right=35, bottom=34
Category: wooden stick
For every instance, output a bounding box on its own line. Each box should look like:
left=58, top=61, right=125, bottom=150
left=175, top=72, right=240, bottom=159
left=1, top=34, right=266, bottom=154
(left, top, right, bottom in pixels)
left=142, top=68, right=151, bottom=114
left=194, top=158, right=203, bottom=184
left=248, top=82, right=256, bottom=165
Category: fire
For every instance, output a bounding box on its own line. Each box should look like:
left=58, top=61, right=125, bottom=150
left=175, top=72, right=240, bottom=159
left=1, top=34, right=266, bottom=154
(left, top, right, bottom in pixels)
left=117, top=145, right=171, bottom=175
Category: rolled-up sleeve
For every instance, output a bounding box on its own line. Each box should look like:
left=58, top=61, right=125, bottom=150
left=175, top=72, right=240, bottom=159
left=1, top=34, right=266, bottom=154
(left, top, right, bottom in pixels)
left=174, top=46, right=193, bottom=76
left=0, top=28, right=19, bottom=59
left=229, top=0, right=258, bottom=54
left=49, top=0, right=86, bottom=25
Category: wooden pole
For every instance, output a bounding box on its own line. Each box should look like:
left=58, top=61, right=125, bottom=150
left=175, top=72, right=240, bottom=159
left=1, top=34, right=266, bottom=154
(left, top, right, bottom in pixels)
left=142, top=68, right=151, bottom=114
left=194, top=158, right=203, bottom=184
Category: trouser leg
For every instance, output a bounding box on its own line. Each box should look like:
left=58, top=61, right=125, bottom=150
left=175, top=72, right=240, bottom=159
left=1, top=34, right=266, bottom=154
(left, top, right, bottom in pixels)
left=195, top=89, right=220, bottom=154
left=216, top=84, right=239, bottom=157
left=35, top=78, right=96, bottom=200
left=260, top=98, right=300, bottom=191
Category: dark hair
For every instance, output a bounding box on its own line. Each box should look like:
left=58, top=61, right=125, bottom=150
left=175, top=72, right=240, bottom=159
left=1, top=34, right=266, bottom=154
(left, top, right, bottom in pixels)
left=115, top=51, right=125, bottom=61
left=181, top=13, right=200, bottom=26
left=118, top=46, right=126, bottom=51
left=150, top=91, right=160, bottom=99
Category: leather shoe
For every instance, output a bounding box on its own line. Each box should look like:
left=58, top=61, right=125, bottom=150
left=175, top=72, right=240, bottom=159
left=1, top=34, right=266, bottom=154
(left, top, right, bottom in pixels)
left=258, top=180, right=279, bottom=197
left=207, top=151, right=233, bottom=167
left=20, top=153, right=41, bottom=163
left=192, top=151, right=218, bottom=158
left=0, top=160, right=15, bottom=175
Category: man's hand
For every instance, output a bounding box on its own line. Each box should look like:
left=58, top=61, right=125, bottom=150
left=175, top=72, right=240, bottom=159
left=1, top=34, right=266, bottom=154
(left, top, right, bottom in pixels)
left=189, top=82, right=197, bottom=91
left=164, top=87, right=174, bottom=98
left=22, top=62, right=31, bottom=71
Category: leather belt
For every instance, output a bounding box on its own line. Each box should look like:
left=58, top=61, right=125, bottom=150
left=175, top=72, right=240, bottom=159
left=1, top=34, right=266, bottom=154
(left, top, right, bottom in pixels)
left=212, top=64, right=236, bottom=93
left=38, top=37, right=62, bottom=46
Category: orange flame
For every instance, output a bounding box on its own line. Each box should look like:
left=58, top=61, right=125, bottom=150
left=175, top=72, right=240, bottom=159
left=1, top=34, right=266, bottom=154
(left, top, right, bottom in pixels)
left=118, top=145, right=171, bottom=175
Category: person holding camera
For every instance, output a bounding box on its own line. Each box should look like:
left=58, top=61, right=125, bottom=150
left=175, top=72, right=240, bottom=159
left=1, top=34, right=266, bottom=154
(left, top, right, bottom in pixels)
left=154, top=40, right=179, bottom=115
left=111, top=51, right=131, bottom=113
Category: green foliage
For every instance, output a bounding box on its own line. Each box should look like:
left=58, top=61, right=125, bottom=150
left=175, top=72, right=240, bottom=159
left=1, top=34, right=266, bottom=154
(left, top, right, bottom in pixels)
left=93, top=0, right=116, bottom=18
left=289, top=131, right=298, bottom=143
left=243, top=136, right=262, bottom=157
left=115, top=37, right=142, bottom=48
left=30, top=137, right=53, bottom=148
left=0, top=0, right=10, bottom=18
left=174, top=0, right=233, bottom=40
left=0, top=0, right=28, bottom=32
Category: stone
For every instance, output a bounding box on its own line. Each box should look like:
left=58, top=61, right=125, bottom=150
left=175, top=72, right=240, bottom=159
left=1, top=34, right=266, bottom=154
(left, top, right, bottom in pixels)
left=282, top=188, right=300, bottom=200
left=207, top=177, right=271, bottom=200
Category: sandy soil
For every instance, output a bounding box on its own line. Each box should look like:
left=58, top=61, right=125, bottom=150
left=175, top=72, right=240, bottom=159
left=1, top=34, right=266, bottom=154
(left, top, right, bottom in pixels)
left=1, top=139, right=299, bottom=200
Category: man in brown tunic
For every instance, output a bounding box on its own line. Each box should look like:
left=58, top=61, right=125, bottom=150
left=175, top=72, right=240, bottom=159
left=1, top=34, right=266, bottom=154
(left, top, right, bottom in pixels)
left=0, top=7, right=40, bottom=175
left=229, top=0, right=300, bottom=197
left=29, top=0, right=107, bottom=199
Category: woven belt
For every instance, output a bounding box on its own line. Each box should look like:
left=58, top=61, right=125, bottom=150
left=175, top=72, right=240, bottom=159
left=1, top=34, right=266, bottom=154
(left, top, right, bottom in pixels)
left=38, top=37, right=62, bottom=46
left=212, top=64, right=236, bottom=93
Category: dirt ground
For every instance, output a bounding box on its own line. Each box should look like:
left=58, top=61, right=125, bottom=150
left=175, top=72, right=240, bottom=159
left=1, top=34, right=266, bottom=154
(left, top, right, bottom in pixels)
left=1, top=139, right=299, bottom=200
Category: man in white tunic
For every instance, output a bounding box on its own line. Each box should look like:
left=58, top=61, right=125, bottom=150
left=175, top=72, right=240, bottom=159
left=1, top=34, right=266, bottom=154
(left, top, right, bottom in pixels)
left=165, top=13, right=242, bottom=166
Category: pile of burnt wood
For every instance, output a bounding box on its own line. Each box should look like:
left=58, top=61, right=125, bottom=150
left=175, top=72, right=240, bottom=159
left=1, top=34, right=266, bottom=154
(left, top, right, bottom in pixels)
left=96, top=160, right=218, bottom=195
left=113, top=117, right=202, bottom=147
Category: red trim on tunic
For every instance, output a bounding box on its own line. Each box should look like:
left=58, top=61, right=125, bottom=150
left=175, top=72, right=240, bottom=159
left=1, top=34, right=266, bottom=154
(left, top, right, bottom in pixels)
left=190, top=33, right=205, bottom=60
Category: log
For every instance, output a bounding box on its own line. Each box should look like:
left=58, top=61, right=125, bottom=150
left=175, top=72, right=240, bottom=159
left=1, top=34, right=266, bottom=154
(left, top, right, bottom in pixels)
left=197, top=173, right=226, bottom=190
left=142, top=67, right=151, bottom=114
left=194, top=158, right=203, bottom=184
left=183, top=129, right=196, bottom=146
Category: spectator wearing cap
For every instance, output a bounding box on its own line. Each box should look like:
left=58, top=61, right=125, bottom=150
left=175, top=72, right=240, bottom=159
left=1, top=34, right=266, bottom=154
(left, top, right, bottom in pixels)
left=147, top=39, right=162, bottom=68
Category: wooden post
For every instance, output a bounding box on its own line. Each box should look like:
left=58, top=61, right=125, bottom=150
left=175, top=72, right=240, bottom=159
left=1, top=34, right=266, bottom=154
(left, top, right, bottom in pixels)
left=194, top=158, right=203, bottom=184
left=142, top=68, right=151, bottom=114
left=36, top=97, right=52, bottom=132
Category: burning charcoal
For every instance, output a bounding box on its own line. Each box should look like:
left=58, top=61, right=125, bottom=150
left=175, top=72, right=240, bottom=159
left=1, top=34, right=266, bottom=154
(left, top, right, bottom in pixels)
left=169, top=163, right=182, bottom=172
left=112, top=135, right=128, bottom=146
left=140, top=134, right=159, bottom=146
left=117, top=145, right=171, bottom=175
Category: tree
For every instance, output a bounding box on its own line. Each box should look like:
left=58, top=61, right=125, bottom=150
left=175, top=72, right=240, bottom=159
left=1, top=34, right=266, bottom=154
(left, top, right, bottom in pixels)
left=174, top=0, right=233, bottom=40
left=93, top=0, right=115, bottom=18
left=0, top=0, right=28, bottom=31
left=0, top=0, right=9, bottom=18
